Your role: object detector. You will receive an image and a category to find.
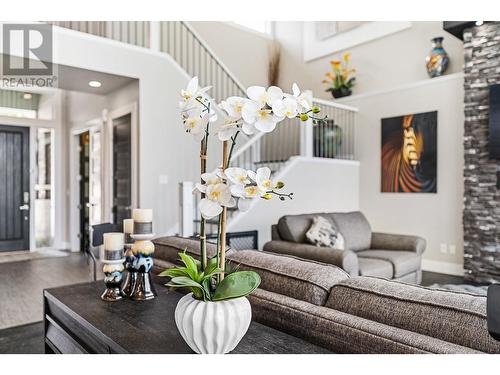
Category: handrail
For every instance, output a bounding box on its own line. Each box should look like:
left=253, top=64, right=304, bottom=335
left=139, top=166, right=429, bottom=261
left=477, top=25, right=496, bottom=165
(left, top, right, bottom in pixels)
left=312, top=97, right=359, bottom=112
left=181, top=22, right=247, bottom=97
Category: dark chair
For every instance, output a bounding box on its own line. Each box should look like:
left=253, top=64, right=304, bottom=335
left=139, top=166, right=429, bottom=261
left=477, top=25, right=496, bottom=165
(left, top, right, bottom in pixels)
left=88, top=223, right=116, bottom=281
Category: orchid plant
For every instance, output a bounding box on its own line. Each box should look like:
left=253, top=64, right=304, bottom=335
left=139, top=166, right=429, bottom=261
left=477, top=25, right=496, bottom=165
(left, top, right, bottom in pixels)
left=159, top=77, right=324, bottom=301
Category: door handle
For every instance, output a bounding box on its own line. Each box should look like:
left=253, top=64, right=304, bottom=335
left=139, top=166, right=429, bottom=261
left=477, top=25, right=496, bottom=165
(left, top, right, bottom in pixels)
left=19, top=204, right=30, bottom=211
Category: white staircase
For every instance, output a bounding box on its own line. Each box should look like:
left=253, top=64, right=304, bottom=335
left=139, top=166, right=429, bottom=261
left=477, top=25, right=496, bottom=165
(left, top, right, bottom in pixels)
left=48, top=21, right=358, bottom=237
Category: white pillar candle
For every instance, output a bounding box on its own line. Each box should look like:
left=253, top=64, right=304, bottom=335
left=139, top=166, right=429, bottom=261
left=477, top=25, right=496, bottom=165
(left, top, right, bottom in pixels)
left=132, top=209, right=153, bottom=223
left=103, top=233, right=124, bottom=251
left=123, top=218, right=134, bottom=234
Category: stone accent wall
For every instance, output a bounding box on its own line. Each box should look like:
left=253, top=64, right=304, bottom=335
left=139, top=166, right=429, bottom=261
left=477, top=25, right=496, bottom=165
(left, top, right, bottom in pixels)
left=463, top=22, right=500, bottom=283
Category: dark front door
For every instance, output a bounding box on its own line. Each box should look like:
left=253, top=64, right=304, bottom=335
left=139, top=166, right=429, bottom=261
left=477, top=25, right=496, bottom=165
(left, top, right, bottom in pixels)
left=0, top=125, right=30, bottom=251
left=112, top=114, right=132, bottom=226
left=79, top=132, right=90, bottom=253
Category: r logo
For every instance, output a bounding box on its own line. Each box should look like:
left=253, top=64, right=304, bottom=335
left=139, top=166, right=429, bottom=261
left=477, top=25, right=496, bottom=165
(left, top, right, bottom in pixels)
left=2, top=24, right=53, bottom=76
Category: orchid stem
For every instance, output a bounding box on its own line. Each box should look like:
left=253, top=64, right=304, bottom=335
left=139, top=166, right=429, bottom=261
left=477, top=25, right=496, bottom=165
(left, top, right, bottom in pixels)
left=218, top=140, right=229, bottom=282
left=198, top=101, right=211, bottom=272
left=226, top=131, right=240, bottom=167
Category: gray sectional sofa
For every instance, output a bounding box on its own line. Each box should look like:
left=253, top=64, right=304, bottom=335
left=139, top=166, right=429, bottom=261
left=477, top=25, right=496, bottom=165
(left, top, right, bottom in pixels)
left=265, top=211, right=425, bottom=283
left=152, top=236, right=500, bottom=354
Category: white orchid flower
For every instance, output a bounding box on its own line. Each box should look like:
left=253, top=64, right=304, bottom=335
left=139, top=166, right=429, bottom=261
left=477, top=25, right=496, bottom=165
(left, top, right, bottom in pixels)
left=230, top=184, right=265, bottom=211
left=225, top=167, right=251, bottom=186
left=183, top=110, right=209, bottom=142
left=194, top=170, right=223, bottom=194
left=248, top=167, right=277, bottom=191
left=290, top=83, right=313, bottom=111
left=242, top=101, right=283, bottom=133
left=199, top=183, right=235, bottom=219
left=214, top=116, right=240, bottom=141
left=246, top=86, right=284, bottom=108
left=272, top=97, right=299, bottom=119
left=179, top=76, right=211, bottom=110
left=220, top=96, right=248, bottom=119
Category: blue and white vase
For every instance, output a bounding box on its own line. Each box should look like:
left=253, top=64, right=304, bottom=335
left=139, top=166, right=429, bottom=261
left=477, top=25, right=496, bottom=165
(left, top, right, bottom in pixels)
left=426, top=37, right=449, bottom=78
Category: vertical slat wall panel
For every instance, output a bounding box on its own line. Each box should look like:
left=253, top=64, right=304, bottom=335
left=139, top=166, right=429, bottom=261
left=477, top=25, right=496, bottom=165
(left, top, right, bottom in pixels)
left=158, top=21, right=246, bottom=103
left=47, top=21, right=149, bottom=48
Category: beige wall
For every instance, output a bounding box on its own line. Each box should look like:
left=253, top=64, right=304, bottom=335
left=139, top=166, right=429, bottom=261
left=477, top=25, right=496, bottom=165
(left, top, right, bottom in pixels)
left=338, top=74, right=464, bottom=272
left=275, top=21, right=464, bottom=99
left=189, top=22, right=272, bottom=88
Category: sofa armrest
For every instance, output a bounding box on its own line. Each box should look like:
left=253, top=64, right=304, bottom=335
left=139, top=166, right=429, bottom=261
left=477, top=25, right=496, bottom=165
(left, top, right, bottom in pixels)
left=262, top=240, right=359, bottom=276
left=371, top=232, right=426, bottom=255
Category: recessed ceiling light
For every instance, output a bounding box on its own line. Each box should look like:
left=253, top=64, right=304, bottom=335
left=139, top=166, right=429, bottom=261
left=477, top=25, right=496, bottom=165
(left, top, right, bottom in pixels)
left=23, top=93, right=32, bottom=100
left=88, top=80, right=102, bottom=88
left=475, top=21, right=484, bottom=26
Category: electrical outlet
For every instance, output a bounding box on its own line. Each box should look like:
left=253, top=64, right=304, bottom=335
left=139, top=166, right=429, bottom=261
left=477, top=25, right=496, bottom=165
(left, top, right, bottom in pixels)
left=449, top=245, right=456, bottom=255
left=440, top=244, right=447, bottom=254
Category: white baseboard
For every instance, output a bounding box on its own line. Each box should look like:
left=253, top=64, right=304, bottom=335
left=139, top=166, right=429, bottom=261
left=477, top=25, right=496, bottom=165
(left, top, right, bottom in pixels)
left=421, top=259, right=464, bottom=276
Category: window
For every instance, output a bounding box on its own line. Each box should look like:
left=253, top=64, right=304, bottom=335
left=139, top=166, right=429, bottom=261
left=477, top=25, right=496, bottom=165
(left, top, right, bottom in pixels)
left=232, top=21, right=271, bottom=35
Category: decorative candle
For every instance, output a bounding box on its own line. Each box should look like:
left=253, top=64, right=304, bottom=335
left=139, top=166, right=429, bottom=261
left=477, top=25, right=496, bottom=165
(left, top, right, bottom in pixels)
left=123, top=219, right=134, bottom=234
left=132, top=209, right=153, bottom=223
left=132, top=209, right=153, bottom=235
left=103, top=233, right=125, bottom=250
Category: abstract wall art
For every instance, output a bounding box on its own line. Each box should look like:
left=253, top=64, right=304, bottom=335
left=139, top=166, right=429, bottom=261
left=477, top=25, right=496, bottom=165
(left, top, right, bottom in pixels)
left=381, top=111, right=437, bottom=193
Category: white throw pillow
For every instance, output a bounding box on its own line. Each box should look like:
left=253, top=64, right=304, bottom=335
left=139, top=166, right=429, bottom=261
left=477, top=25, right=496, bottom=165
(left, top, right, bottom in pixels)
left=305, top=216, right=345, bottom=250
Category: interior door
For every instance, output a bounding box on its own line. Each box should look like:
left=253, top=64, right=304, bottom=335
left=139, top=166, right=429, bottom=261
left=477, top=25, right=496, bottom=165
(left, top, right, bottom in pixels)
left=78, top=132, right=90, bottom=252
left=112, top=114, right=132, bottom=227
left=0, top=125, right=30, bottom=251
left=88, top=128, right=102, bottom=227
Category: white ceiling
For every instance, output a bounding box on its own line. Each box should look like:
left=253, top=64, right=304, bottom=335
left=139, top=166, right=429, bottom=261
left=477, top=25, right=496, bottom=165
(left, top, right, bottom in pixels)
left=1, top=54, right=137, bottom=95
left=56, top=64, right=136, bottom=95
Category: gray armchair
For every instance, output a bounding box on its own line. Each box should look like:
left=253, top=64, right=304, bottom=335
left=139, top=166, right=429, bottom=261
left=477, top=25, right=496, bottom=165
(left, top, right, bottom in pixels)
left=263, top=211, right=426, bottom=284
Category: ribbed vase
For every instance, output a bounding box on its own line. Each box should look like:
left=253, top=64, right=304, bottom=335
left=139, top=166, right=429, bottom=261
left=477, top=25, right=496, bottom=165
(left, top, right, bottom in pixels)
left=174, top=293, right=252, bottom=354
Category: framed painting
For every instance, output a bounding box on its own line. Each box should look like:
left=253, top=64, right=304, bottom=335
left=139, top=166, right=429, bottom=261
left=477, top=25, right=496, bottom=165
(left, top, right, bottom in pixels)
left=381, top=111, right=437, bottom=193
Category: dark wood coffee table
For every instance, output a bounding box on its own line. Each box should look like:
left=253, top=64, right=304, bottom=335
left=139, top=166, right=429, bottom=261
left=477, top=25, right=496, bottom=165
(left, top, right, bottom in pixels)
left=43, top=281, right=330, bottom=354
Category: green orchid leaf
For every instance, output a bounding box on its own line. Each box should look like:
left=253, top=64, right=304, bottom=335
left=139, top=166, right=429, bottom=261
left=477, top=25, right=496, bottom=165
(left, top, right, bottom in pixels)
left=178, top=252, right=200, bottom=281
left=158, top=267, right=188, bottom=278
left=201, top=278, right=212, bottom=301
left=166, top=276, right=205, bottom=300
left=166, top=276, right=202, bottom=289
left=212, top=271, right=261, bottom=301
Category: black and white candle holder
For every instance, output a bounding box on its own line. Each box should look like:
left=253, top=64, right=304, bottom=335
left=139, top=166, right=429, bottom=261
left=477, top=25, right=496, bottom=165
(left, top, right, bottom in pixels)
left=130, top=209, right=156, bottom=301
left=121, top=232, right=137, bottom=298
left=101, top=233, right=125, bottom=302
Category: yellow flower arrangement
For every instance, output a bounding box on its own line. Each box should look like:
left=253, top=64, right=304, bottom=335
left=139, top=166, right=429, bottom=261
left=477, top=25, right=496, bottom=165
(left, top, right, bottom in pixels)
left=323, top=52, right=356, bottom=98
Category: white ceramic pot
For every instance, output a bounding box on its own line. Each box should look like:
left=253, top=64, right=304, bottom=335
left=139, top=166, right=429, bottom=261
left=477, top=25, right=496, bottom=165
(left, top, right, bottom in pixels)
left=175, top=293, right=252, bottom=354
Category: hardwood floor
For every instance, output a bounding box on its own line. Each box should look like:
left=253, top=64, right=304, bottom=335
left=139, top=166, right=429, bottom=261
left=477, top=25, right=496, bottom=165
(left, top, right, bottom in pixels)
left=0, top=252, right=99, bottom=329
left=0, top=322, right=44, bottom=354
left=421, top=271, right=467, bottom=286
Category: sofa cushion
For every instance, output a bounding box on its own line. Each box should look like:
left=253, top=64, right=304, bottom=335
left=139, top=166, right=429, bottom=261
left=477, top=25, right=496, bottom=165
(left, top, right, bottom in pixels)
left=357, top=250, right=421, bottom=277
left=277, top=213, right=332, bottom=243
left=153, top=236, right=218, bottom=264
left=330, top=212, right=372, bottom=251
left=227, top=250, right=349, bottom=306
left=325, top=277, right=500, bottom=353
left=358, top=258, right=393, bottom=279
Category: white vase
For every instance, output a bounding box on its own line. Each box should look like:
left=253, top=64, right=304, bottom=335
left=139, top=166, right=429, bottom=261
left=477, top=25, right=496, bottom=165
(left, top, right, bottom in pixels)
left=175, top=293, right=252, bottom=354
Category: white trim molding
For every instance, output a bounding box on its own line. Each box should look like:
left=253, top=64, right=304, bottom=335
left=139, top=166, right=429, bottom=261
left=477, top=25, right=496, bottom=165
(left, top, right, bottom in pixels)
left=422, top=259, right=464, bottom=277
left=303, top=21, right=412, bottom=62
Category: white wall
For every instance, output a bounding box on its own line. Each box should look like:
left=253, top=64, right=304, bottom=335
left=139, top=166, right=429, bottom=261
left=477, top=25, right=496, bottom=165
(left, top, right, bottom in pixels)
left=338, top=73, right=464, bottom=272
left=228, top=157, right=360, bottom=248
left=189, top=22, right=272, bottom=88
left=66, top=91, right=107, bottom=127
left=275, top=21, right=464, bottom=99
